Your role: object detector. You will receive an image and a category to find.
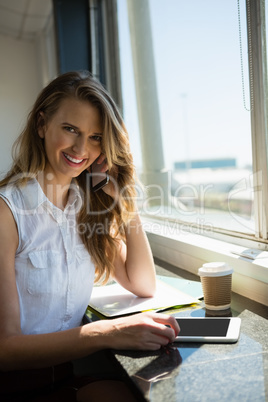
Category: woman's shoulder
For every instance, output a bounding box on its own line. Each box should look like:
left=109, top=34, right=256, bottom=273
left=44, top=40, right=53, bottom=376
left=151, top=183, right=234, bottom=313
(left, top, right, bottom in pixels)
left=0, top=197, right=19, bottom=249
left=0, top=182, right=20, bottom=210
left=0, top=179, right=39, bottom=224
left=0, top=179, right=35, bottom=201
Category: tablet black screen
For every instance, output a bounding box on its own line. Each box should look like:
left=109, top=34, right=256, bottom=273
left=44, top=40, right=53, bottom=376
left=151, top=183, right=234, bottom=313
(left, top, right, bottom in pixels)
left=176, top=318, right=230, bottom=337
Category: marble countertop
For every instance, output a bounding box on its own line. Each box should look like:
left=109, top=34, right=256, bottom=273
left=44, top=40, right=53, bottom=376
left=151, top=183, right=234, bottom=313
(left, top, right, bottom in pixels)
left=113, top=307, right=268, bottom=401
left=86, top=262, right=268, bottom=401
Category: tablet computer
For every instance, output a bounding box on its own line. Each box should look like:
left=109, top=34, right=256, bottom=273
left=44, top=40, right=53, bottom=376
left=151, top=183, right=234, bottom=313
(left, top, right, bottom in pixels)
left=174, top=317, right=241, bottom=343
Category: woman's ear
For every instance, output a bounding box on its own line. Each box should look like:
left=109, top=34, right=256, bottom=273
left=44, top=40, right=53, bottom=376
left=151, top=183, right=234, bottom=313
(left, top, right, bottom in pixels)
left=37, top=111, right=46, bottom=138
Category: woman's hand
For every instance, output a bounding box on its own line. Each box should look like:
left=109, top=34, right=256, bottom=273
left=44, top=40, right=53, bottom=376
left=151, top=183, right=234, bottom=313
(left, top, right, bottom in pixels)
left=89, top=312, right=180, bottom=351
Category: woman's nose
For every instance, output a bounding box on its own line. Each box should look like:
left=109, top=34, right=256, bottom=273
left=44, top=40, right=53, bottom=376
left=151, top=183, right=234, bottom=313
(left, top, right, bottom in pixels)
left=72, top=136, right=87, bottom=156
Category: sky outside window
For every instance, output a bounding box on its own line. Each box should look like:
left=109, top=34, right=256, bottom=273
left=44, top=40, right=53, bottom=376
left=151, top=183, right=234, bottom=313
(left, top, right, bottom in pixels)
left=117, top=0, right=254, bottom=234
left=118, top=0, right=251, bottom=170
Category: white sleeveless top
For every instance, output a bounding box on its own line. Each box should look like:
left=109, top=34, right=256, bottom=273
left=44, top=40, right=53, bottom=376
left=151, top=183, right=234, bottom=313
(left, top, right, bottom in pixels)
left=0, top=179, right=95, bottom=335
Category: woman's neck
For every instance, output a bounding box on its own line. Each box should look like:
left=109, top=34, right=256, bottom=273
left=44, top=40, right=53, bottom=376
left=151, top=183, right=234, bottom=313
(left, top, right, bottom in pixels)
left=36, top=171, right=71, bottom=210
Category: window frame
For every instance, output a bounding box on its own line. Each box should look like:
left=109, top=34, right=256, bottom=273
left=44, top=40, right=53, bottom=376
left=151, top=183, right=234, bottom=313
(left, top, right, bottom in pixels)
left=89, top=0, right=123, bottom=110
left=99, top=0, right=268, bottom=305
left=248, top=0, right=268, bottom=241
left=127, top=0, right=268, bottom=247
left=141, top=0, right=268, bottom=307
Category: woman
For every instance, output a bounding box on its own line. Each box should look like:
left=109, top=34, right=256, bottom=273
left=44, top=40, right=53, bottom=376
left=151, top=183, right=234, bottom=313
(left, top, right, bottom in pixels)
left=0, top=71, right=179, bottom=401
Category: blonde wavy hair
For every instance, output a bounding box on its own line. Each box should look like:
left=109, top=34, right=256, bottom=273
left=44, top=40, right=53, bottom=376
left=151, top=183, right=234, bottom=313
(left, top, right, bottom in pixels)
left=0, top=71, right=137, bottom=283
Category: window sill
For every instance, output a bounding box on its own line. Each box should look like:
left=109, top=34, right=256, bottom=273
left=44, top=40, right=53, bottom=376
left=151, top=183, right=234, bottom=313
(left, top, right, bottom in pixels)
left=142, top=216, right=268, bottom=307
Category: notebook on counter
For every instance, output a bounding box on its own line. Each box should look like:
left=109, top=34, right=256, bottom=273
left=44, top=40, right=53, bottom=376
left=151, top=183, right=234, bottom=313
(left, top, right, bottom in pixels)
left=88, top=277, right=201, bottom=319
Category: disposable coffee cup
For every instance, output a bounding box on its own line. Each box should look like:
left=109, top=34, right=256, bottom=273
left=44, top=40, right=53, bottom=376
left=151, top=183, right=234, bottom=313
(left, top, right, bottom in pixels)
left=198, top=262, right=233, bottom=310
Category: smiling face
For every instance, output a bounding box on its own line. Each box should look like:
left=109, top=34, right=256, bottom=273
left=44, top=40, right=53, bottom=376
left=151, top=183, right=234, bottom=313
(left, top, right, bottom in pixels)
left=38, top=97, right=103, bottom=185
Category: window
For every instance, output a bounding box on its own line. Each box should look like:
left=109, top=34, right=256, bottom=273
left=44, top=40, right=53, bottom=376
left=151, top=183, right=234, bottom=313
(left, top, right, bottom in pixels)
left=117, top=0, right=268, bottom=248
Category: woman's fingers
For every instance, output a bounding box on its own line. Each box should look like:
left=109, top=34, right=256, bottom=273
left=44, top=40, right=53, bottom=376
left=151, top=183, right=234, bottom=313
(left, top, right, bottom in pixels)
left=152, top=313, right=180, bottom=338
left=107, top=312, right=180, bottom=351
left=96, top=153, right=106, bottom=164
left=95, top=154, right=108, bottom=172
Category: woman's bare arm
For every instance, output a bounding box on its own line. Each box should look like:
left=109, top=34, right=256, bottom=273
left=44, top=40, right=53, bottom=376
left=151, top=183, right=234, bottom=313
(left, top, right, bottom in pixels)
left=0, top=200, right=179, bottom=371
left=112, top=213, right=156, bottom=297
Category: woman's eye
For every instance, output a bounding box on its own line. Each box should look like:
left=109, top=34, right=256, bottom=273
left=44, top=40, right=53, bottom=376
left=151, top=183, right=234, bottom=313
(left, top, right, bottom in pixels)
left=90, top=135, right=102, bottom=142
left=65, top=126, right=77, bottom=134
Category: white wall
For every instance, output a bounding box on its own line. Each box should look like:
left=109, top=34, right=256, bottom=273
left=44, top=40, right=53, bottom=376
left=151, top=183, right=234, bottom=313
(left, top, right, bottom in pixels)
left=0, top=34, right=41, bottom=175
left=0, top=15, right=57, bottom=176
left=35, top=14, right=58, bottom=87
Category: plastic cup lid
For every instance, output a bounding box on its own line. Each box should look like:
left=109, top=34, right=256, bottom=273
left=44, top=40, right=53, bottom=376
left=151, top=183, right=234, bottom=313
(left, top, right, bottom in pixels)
left=198, top=262, right=233, bottom=277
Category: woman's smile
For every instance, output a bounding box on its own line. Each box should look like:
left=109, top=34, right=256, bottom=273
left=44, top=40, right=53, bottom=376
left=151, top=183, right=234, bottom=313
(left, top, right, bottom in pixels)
left=62, top=152, right=88, bottom=167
